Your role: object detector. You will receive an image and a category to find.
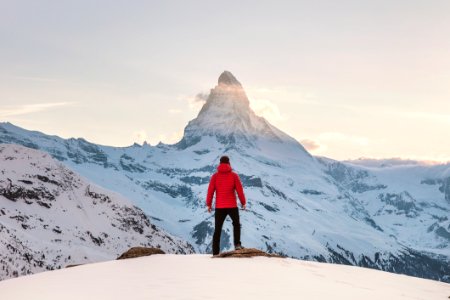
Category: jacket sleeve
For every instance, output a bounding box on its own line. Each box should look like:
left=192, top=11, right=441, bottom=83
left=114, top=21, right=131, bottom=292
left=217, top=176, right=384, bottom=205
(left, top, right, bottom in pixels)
left=234, top=173, right=246, bottom=206
left=206, top=174, right=216, bottom=207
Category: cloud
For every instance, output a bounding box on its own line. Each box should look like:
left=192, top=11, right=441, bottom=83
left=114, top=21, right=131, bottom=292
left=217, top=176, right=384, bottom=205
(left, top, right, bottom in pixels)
left=298, top=132, right=370, bottom=156
left=7, top=75, right=60, bottom=83
left=392, top=111, right=450, bottom=124
left=250, top=98, right=285, bottom=122
left=246, top=86, right=317, bottom=105
left=193, top=93, right=208, bottom=102
left=0, top=102, right=74, bottom=118
left=168, top=109, right=183, bottom=114
left=143, top=130, right=184, bottom=146
left=163, top=131, right=183, bottom=144
left=300, top=139, right=321, bottom=151
left=183, top=92, right=209, bottom=112
left=345, top=156, right=450, bottom=166
left=317, top=132, right=370, bottom=147
left=133, top=130, right=148, bottom=144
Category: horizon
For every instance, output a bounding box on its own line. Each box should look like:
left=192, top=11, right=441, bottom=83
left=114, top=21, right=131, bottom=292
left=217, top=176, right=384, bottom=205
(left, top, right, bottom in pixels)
left=1, top=1, right=449, bottom=162
left=1, top=118, right=448, bottom=166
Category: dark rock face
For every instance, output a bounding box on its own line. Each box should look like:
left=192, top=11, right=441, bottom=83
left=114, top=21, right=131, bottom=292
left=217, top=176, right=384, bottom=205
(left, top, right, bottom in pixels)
left=421, top=176, right=450, bottom=204
left=214, top=248, right=283, bottom=258
left=435, top=226, right=450, bottom=241
left=175, top=135, right=201, bottom=150
left=239, top=175, right=263, bottom=188
left=326, top=161, right=369, bottom=183
left=325, top=162, right=387, bottom=193
left=142, top=181, right=193, bottom=199
left=311, top=245, right=450, bottom=283
left=180, top=176, right=210, bottom=185
left=218, top=71, right=242, bottom=86
left=65, top=264, right=83, bottom=268
left=301, top=189, right=323, bottom=195
left=442, top=177, right=450, bottom=203
left=378, top=192, right=420, bottom=217
left=258, top=201, right=279, bottom=212
left=191, top=220, right=231, bottom=253
left=0, top=179, right=56, bottom=206
left=192, top=221, right=214, bottom=245
left=117, top=247, right=165, bottom=260
left=119, top=154, right=146, bottom=173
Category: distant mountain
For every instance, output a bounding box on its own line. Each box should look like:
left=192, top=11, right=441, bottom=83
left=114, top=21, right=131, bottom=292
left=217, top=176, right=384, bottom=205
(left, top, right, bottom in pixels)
left=0, top=144, right=193, bottom=280
left=343, top=157, right=439, bottom=168
left=178, top=70, right=307, bottom=153
left=0, top=71, right=449, bottom=282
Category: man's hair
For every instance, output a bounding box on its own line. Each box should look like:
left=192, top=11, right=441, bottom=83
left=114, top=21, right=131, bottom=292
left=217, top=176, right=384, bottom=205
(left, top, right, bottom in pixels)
left=220, top=156, right=230, bottom=164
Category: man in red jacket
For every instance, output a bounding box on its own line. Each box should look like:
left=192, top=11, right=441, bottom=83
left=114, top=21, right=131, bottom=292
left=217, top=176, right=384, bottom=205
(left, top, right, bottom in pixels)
left=207, top=155, right=247, bottom=255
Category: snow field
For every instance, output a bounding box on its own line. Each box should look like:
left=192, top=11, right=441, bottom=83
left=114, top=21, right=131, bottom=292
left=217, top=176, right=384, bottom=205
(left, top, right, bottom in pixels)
left=0, top=255, right=448, bottom=300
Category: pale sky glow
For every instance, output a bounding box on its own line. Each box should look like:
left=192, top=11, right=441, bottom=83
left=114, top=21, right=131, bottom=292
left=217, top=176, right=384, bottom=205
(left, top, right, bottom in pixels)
left=1, top=1, right=449, bottom=161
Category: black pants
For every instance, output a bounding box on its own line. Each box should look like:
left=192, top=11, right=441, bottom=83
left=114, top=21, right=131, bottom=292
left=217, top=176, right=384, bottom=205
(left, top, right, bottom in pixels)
left=212, top=207, right=241, bottom=255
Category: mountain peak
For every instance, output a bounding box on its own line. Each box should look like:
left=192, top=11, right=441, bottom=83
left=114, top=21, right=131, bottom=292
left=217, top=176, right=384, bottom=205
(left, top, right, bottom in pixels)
left=218, top=71, right=241, bottom=87
left=176, top=71, right=309, bottom=154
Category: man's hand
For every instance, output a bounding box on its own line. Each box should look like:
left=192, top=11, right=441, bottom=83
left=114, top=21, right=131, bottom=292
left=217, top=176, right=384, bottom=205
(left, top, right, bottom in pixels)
left=242, top=204, right=246, bottom=210
left=207, top=206, right=212, bottom=213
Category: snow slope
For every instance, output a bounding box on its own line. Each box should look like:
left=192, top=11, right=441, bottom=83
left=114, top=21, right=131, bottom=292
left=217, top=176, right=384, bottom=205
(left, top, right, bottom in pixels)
left=0, top=144, right=193, bottom=280
left=0, top=71, right=449, bottom=282
left=0, top=255, right=448, bottom=300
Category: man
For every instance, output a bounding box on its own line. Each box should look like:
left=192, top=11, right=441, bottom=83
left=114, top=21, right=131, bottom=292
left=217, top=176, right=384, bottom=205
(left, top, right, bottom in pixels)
left=206, top=155, right=246, bottom=255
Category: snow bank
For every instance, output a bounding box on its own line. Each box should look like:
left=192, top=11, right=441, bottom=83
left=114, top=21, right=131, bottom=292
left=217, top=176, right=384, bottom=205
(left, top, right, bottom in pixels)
left=0, top=255, right=448, bottom=300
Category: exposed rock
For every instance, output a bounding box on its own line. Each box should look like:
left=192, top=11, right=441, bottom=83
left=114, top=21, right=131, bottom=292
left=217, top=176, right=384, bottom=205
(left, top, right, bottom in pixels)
left=213, top=248, right=284, bottom=258
left=117, top=247, right=165, bottom=260
left=218, top=70, right=241, bottom=86
left=65, top=264, right=83, bottom=268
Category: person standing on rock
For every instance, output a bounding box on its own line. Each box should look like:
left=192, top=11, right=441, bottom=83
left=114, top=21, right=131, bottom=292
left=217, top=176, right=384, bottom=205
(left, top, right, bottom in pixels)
left=206, top=155, right=246, bottom=255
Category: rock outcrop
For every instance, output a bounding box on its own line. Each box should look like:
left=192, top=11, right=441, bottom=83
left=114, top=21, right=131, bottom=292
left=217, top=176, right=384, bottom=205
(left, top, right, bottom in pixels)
left=117, top=247, right=165, bottom=260
left=214, top=248, right=283, bottom=258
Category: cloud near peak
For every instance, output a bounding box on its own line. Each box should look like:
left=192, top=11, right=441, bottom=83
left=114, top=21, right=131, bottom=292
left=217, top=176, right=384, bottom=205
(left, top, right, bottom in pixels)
left=300, top=139, right=321, bottom=151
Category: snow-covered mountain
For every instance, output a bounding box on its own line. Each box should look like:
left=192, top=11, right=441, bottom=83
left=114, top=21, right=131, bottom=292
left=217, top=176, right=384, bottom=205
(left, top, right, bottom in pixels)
left=0, top=255, right=449, bottom=300
left=0, top=144, right=193, bottom=280
left=0, top=71, right=449, bottom=282
left=179, top=71, right=307, bottom=154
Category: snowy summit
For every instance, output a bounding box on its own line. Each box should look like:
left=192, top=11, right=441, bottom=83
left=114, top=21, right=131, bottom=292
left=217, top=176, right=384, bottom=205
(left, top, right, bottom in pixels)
left=179, top=70, right=307, bottom=152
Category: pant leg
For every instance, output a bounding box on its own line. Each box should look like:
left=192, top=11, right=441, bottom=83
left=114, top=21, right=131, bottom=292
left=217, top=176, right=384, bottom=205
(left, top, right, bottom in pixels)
left=212, top=208, right=227, bottom=255
left=228, top=207, right=241, bottom=246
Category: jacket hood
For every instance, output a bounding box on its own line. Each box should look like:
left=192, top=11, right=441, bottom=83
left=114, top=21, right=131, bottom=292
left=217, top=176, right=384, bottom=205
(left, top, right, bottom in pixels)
left=217, top=163, right=232, bottom=173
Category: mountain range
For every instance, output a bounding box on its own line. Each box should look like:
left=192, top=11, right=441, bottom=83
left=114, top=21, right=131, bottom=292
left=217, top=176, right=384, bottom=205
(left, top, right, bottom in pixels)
left=0, top=144, right=193, bottom=280
left=0, top=71, right=449, bottom=282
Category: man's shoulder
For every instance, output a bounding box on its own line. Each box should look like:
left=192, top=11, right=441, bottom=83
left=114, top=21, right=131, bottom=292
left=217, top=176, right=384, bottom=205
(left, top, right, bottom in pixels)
left=231, top=171, right=240, bottom=178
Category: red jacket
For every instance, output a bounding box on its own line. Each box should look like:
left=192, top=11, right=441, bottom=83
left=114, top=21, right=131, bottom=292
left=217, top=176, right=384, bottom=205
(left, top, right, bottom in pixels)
left=206, top=163, right=246, bottom=208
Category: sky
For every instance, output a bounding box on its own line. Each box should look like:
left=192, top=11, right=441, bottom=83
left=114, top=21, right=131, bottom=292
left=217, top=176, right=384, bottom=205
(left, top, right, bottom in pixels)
left=0, top=0, right=449, bottom=162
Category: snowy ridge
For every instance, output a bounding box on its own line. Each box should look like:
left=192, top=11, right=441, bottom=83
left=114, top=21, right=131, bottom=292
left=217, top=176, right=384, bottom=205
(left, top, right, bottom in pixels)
left=0, top=144, right=193, bottom=280
left=343, top=157, right=448, bottom=168
left=0, top=71, right=449, bottom=282
left=0, top=255, right=448, bottom=300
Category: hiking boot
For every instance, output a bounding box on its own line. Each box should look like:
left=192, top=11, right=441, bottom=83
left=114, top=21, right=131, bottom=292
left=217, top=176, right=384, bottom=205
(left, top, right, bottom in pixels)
left=235, top=244, right=244, bottom=251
